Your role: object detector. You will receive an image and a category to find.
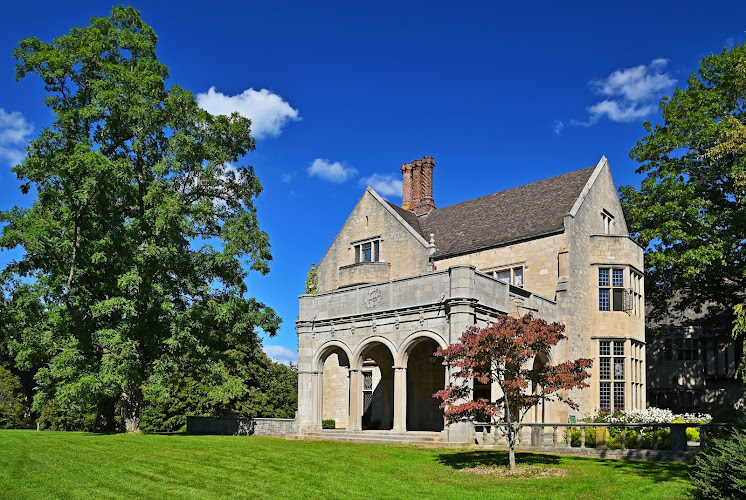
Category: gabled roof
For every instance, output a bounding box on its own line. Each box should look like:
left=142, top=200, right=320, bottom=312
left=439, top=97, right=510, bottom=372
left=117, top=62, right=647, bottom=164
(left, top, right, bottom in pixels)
left=387, top=165, right=598, bottom=259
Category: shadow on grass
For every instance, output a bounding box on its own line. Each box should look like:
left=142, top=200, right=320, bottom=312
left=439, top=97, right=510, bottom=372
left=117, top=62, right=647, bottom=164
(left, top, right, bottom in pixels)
left=437, top=449, right=690, bottom=483
left=436, top=450, right=560, bottom=469
left=599, top=457, right=690, bottom=483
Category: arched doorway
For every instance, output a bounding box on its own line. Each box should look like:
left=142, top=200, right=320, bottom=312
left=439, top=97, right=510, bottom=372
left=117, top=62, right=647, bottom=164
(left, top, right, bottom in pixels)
left=358, top=342, right=394, bottom=430
left=406, top=338, right=445, bottom=431
left=319, top=345, right=350, bottom=429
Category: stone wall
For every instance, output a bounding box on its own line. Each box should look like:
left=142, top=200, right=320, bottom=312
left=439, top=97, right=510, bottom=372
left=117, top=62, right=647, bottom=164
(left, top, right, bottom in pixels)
left=186, top=416, right=297, bottom=437
left=316, top=189, right=430, bottom=292
left=322, top=353, right=349, bottom=427
left=436, top=233, right=567, bottom=301
left=563, top=159, right=645, bottom=415
left=187, top=416, right=253, bottom=435
left=252, top=418, right=298, bottom=437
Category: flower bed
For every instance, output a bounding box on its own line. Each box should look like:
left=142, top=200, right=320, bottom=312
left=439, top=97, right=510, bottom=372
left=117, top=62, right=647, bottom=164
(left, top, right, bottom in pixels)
left=564, top=408, right=711, bottom=449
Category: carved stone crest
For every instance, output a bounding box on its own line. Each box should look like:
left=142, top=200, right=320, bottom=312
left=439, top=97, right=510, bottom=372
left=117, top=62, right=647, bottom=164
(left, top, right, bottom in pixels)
left=363, top=287, right=384, bottom=309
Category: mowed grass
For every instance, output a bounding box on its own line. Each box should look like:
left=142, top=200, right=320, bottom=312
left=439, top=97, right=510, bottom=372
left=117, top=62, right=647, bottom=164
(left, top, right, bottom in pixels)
left=0, top=430, right=691, bottom=499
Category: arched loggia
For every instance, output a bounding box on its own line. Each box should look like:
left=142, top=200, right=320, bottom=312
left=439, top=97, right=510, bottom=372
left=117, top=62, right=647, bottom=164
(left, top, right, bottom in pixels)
left=313, top=342, right=352, bottom=430
left=353, top=339, right=396, bottom=431
left=402, top=335, right=447, bottom=432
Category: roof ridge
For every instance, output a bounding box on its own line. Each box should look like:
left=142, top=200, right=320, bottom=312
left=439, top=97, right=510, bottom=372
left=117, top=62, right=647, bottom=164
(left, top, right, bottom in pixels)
left=432, top=165, right=596, bottom=213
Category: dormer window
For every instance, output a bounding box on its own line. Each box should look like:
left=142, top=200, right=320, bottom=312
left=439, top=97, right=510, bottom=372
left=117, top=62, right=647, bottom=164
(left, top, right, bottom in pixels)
left=602, top=210, right=614, bottom=234
left=354, top=239, right=380, bottom=263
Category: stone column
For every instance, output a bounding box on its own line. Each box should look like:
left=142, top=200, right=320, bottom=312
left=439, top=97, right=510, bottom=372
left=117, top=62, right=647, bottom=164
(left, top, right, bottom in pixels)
left=348, top=369, right=362, bottom=431
left=392, top=366, right=407, bottom=433
left=310, top=371, right=322, bottom=431
left=296, top=370, right=314, bottom=432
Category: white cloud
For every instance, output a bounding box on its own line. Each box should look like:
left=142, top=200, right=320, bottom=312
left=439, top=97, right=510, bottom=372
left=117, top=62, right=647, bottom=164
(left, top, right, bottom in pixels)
left=553, top=120, right=564, bottom=135
left=264, top=345, right=298, bottom=365
left=196, top=86, right=300, bottom=140
left=359, top=173, right=402, bottom=198
left=0, top=108, right=33, bottom=167
left=307, top=158, right=357, bottom=183
left=590, top=60, right=674, bottom=103
left=280, top=172, right=294, bottom=183
left=586, top=101, right=655, bottom=123
left=575, top=59, right=675, bottom=125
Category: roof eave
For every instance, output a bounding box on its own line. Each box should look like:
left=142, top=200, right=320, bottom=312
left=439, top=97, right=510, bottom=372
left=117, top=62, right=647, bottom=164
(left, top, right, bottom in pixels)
left=432, top=227, right=565, bottom=260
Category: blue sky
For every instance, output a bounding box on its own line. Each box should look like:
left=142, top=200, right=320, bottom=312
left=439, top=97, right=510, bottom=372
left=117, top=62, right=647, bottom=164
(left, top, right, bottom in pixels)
left=1, top=1, right=744, bottom=364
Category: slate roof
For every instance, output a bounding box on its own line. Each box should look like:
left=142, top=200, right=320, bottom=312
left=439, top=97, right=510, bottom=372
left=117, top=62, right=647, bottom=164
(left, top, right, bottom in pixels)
left=387, top=166, right=596, bottom=259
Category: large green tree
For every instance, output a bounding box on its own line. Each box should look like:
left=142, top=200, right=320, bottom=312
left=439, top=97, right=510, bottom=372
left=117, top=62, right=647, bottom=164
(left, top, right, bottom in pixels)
left=0, top=6, right=280, bottom=432
left=620, top=43, right=746, bottom=324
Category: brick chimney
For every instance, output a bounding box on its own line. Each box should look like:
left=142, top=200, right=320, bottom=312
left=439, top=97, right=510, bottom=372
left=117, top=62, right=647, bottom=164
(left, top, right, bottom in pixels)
left=401, top=156, right=436, bottom=215
left=401, top=162, right=413, bottom=210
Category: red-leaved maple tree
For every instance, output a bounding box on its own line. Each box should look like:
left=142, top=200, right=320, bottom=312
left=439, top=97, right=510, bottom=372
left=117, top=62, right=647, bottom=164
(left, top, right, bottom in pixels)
left=434, top=313, right=592, bottom=470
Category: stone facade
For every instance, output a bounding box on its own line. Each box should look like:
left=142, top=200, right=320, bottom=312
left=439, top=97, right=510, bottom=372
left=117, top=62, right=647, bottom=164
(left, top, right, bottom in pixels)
left=296, top=156, right=645, bottom=443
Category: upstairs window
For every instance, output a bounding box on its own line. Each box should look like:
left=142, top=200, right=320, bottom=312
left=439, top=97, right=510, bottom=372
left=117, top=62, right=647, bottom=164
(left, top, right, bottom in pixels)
left=492, top=266, right=524, bottom=287
left=602, top=210, right=614, bottom=234
left=599, top=268, right=624, bottom=311
left=354, top=239, right=380, bottom=263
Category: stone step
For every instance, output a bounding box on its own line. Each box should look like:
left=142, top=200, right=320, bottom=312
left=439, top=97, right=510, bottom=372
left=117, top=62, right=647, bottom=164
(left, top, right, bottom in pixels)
left=294, top=430, right=451, bottom=446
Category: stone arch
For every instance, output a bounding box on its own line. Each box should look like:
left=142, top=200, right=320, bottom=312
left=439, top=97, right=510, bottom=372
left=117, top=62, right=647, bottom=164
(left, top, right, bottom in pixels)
left=352, top=336, right=396, bottom=431
left=313, top=340, right=353, bottom=372
left=315, top=341, right=353, bottom=429
left=396, top=330, right=447, bottom=367
left=351, top=336, right=397, bottom=369
left=401, top=331, right=448, bottom=432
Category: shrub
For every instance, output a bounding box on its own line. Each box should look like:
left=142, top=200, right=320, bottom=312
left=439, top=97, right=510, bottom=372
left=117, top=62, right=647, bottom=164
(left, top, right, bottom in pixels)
left=0, top=366, right=27, bottom=428
left=690, top=429, right=746, bottom=499
left=322, top=419, right=335, bottom=429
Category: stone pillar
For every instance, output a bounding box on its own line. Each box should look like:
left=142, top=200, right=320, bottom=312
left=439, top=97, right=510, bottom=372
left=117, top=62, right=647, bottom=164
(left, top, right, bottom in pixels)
left=348, top=369, right=362, bottom=431
left=296, top=370, right=314, bottom=432
left=393, top=366, right=407, bottom=433
left=310, top=371, right=322, bottom=431
left=444, top=265, right=478, bottom=444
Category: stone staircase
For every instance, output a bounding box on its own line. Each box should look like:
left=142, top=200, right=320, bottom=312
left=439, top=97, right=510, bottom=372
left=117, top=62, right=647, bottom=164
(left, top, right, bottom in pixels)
left=287, top=429, right=468, bottom=447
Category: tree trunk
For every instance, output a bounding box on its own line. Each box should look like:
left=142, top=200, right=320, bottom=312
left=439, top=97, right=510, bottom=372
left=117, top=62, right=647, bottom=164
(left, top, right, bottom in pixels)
left=507, top=427, right=517, bottom=471
left=121, top=386, right=141, bottom=432
left=508, top=444, right=516, bottom=471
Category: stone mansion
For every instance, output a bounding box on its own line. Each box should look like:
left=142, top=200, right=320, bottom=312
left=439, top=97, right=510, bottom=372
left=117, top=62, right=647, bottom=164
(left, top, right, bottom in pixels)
left=295, top=156, right=645, bottom=443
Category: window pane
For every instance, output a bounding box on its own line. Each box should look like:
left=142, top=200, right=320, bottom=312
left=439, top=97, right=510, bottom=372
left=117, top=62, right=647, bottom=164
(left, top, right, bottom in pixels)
left=600, top=341, right=610, bottom=356
left=362, top=242, right=372, bottom=262
left=355, top=245, right=360, bottom=264
left=373, top=240, right=379, bottom=262
left=600, top=357, right=610, bottom=380
left=513, top=267, right=523, bottom=286
left=613, top=341, right=624, bottom=356
left=664, top=338, right=673, bottom=360
left=600, top=382, right=611, bottom=411
left=599, top=268, right=609, bottom=287
left=363, top=372, right=373, bottom=390
left=496, top=270, right=510, bottom=283
left=614, top=383, right=625, bottom=410
left=612, top=269, right=623, bottom=287
left=599, top=289, right=610, bottom=311
left=613, top=288, right=624, bottom=311
left=614, top=358, right=624, bottom=379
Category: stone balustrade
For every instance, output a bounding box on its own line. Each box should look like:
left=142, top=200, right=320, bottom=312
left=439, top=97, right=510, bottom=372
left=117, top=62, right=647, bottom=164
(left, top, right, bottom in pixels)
left=474, top=422, right=740, bottom=461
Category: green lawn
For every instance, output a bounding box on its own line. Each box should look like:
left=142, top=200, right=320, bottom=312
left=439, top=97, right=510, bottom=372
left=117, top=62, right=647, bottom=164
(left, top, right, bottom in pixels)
left=0, top=430, right=691, bottom=499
